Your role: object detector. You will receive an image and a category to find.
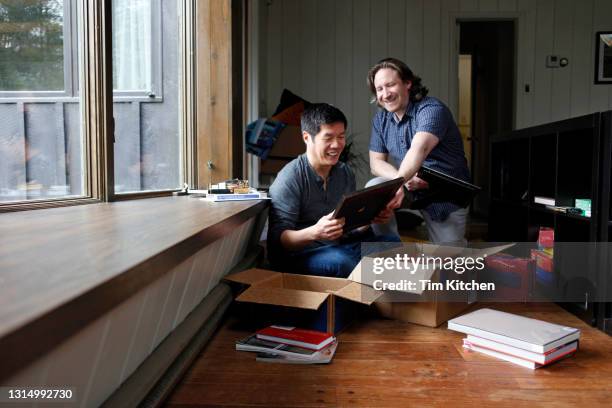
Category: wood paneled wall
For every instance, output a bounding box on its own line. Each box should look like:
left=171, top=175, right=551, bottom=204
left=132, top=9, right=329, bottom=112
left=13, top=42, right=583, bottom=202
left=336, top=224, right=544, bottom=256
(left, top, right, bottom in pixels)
left=197, top=0, right=241, bottom=187
left=257, top=0, right=612, bottom=186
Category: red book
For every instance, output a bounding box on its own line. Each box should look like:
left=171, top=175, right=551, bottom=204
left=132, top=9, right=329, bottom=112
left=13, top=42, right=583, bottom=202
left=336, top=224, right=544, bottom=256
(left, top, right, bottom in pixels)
left=256, top=326, right=335, bottom=350
left=538, top=227, right=554, bottom=249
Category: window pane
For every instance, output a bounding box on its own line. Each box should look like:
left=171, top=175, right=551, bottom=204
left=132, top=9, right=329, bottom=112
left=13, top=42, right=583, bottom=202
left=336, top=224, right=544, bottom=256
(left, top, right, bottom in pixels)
left=0, top=0, right=65, bottom=91
left=0, top=2, right=83, bottom=203
left=112, top=0, right=151, bottom=91
left=113, top=0, right=181, bottom=193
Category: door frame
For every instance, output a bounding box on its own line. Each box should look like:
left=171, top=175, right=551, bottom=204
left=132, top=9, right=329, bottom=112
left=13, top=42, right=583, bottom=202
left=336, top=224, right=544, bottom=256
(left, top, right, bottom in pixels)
left=448, top=11, right=522, bottom=132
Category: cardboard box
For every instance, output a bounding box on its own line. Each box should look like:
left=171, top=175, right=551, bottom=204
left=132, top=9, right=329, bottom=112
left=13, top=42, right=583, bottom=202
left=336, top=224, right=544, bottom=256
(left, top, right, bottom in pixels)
left=225, top=244, right=512, bottom=331
left=224, top=268, right=381, bottom=334
left=348, top=243, right=513, bottom=327
left=373, top=299, right=472, bottom=328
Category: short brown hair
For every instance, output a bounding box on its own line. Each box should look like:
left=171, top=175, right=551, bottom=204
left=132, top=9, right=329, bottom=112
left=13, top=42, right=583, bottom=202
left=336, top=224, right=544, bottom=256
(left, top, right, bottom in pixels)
left=367, top=57, right=429, bottom=102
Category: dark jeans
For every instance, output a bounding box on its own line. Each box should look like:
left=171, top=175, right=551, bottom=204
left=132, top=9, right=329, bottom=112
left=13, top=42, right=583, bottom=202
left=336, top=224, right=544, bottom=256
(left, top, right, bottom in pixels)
left=273, top=228, right=401, bottom=278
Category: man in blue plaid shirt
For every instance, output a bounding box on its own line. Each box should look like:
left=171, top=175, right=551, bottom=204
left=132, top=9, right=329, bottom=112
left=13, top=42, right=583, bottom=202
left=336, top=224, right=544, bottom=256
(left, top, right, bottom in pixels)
left=367, top=57, right=471, bottom=244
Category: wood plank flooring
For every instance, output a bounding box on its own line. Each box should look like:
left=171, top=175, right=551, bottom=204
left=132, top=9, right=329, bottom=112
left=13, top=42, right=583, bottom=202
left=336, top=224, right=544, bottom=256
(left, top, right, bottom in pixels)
left=165, top=303, right=612, bottom=407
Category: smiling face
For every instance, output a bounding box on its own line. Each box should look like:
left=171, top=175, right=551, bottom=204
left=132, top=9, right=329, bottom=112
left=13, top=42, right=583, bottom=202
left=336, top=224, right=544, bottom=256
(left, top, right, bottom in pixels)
left=373, top=67, right=412, bottom=115
left=304, top=122, right=346, bottom=173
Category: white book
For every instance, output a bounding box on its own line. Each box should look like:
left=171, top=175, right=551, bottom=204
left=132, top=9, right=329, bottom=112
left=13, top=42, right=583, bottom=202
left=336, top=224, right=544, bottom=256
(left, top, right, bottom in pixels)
left=534, top=196, right=555, bottom=206
left=463, top=341, right=538, bottom=369
left=203, top=191, right=268, bottom=202
left=448, top=308, right=580, bottom=353
left=466, top=335, right=578, bottom=365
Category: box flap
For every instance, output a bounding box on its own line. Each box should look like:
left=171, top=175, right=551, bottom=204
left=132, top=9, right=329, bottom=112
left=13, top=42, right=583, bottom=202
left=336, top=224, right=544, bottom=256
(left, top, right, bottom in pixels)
left=235, top=286, right=330, bottom=310
left=419, top=243, right=466, bottom=257
left=347, top=256, right=435, bottom=295
left=223, top=268, right=280, bottom=286
left=347, top=261, right=362, bottom=284
left=333, top=281, right=384, bottom=305
left=347, top=243, right=515, bottom=295
left=281, top=274, right=350, bottom=292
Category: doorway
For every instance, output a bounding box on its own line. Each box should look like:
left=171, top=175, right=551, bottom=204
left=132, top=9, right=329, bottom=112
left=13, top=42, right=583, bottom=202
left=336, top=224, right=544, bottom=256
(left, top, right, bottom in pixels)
left=458, top=21, right=515, bottom=218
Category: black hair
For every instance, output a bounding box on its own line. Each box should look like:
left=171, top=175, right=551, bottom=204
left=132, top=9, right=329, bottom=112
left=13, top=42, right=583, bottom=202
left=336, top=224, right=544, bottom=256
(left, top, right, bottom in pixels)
left=367, top=57, right=429, bottom=102
left=300, top=103, right=347, bottom=138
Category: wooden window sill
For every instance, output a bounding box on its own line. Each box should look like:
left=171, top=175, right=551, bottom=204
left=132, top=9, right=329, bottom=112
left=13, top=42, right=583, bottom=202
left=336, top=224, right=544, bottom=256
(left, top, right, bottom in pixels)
left=0, top=196, right=267, bottom=379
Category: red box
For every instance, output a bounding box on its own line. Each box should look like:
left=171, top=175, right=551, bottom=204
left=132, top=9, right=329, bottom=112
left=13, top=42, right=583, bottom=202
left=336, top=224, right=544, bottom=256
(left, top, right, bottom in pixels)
left=479, top=254, right=534, bottom=301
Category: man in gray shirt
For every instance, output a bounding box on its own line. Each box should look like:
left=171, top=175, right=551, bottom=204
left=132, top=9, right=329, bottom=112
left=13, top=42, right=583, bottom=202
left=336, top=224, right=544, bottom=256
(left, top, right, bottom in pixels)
left=268, top=103, right=402, bottom=278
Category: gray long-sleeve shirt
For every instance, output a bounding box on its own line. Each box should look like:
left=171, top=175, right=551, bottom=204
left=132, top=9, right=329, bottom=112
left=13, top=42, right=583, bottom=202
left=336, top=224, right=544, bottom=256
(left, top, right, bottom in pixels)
left=267, top=154, right=356, bottom=262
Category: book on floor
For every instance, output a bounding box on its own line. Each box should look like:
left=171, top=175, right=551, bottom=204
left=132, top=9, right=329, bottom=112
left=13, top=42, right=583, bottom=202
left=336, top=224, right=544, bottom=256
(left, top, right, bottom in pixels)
left=256, top=325, right=336, bottom=351
left=448, top=308, right=580, bottom=353
left=256, top=341, right=338, bottom=364
left=465, top=335, right=578, bottom=365
left=236, top=334, right=321, bottom=359
left=463, top=340, right=539, bottom=369
left=462, top=339, right=577, bottom=370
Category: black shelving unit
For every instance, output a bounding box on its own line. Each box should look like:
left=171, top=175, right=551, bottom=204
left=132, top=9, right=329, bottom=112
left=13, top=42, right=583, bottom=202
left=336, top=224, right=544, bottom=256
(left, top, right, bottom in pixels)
left=489, top=111, right=612, bottom=333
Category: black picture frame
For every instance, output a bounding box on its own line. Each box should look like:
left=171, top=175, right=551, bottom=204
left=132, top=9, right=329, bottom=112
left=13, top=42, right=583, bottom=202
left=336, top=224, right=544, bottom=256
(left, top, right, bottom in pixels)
left=595, top=31, right=612, bottom=84
left=332, top=177, right=404, bottom=232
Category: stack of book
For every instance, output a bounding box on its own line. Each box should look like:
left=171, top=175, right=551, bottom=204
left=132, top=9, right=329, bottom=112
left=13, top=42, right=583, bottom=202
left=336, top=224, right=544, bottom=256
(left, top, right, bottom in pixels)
left=448, top=308, right=580, bottom=369
left=531, top=227, right=555, bottom=286
left=202, top=189, right=268, bottom=202
left=236, top=325, right=338, bottom=364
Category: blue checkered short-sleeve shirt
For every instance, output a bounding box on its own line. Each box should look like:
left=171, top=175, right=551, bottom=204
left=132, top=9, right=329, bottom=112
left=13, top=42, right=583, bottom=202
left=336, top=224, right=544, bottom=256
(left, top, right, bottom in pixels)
left=369, top=96, right=470, bottom=221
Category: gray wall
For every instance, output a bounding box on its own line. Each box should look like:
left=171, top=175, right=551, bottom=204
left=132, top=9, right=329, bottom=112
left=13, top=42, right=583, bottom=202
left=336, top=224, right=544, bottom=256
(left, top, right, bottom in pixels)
left=256, top=0, right=612, bottom=187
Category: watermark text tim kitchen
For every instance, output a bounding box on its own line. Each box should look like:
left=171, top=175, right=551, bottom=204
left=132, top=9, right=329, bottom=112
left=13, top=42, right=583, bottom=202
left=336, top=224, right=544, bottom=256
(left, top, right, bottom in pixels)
left=373, top=279, right=495, bottom=291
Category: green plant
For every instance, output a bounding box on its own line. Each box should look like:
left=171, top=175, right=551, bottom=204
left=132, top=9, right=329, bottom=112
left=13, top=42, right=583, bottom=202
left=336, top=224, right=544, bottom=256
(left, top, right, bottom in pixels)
left=339, top=134, right=368, bottom=170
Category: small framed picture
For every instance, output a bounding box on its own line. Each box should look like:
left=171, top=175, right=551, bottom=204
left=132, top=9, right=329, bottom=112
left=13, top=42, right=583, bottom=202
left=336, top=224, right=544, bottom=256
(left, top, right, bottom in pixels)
left=595, top=31, right=612, bottom=84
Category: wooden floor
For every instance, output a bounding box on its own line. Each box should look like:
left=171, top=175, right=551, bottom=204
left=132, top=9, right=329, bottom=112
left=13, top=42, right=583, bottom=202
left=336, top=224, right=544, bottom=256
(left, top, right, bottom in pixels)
left=165, top=303, right=612, bottom=407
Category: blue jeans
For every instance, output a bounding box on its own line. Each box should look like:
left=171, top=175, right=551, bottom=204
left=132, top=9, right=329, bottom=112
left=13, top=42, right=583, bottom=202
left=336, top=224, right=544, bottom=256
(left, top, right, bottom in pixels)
left=274, top=229, right=401, bottom=278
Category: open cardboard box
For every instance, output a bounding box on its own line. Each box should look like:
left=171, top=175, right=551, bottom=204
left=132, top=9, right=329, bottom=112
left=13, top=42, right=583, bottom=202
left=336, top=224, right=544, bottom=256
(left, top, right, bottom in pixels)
left=224, top=268, right=381, bottom=334
left=225, top=244, right=513, bottom=331
left=348, top=243, right=514, bottom=327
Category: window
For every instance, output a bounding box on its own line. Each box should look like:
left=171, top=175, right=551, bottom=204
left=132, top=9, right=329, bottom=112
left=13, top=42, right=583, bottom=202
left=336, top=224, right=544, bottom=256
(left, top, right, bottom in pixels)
left=0, top=0, right=65, bottom=91
left=113, top=0, right=152, bottom=92
left=112, top=0, right=162, bottom=98
left=0, top=0, right=77, bottom=99
left=0, top=0, right=226, bottom=211
left=0, top=0, right=84, bottom=203
left=112, top=0, right=181, bottom=193
left=0, top=0, right=163, bottom=101
left=0, top=0, right=183, bottom=204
